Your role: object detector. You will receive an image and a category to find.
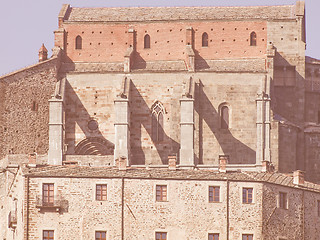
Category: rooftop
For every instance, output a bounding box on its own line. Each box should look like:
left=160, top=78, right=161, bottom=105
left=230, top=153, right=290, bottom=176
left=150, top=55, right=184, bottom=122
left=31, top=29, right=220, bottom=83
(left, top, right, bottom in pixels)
left=65, top=5, right=297, bottom=23
left=23, top=165, right=320, bottom=193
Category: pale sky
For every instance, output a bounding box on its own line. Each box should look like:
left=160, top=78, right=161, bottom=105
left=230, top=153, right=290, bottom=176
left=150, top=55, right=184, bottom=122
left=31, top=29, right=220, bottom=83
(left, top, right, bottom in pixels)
left=0, top=0, right=318, bottom=76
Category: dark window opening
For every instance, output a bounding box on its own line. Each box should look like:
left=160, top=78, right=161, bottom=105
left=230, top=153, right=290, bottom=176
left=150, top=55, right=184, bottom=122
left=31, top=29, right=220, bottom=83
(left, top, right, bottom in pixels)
left=279, top=192, right=287, bottom=209
left=242, top=234, right=253, bottom=240
left=151, top=101, right=164, bottom=142
left=221, top=106, right=229, bottom=129
left=76, top=35, right=82, bottom=49
left=156, top=232, right=167, bottom=240
left=209, top=186, right=220, bottom=202
left=156, top=185, right=167, bottom=201
left=31, top=101, right=38, bottom=111
left=96, top=184, right=107, bottom=201
left=95, top=231, right=106, bottom=240
left=250, top=32, right=257, bottom=46
left=243, top=188, right=253, bottom=204
left=144, top=34, right=150, bottom=49
left=202, top=32, right=209, bottom=47
left=43, top=230, right=54, bottom=240
left=43, top=183, right=54, bottom=206
left=208, top=233, right=219, bottom=240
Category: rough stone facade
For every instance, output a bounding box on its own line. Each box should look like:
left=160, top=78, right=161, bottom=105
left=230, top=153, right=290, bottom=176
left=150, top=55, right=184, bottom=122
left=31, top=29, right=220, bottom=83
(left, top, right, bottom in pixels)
left=2, top=1, right=320, bottom=239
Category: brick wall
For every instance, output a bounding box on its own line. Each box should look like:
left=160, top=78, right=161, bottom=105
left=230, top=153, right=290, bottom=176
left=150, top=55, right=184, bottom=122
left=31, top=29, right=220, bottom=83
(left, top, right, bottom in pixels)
left=63, top=21, right=267, bottom=64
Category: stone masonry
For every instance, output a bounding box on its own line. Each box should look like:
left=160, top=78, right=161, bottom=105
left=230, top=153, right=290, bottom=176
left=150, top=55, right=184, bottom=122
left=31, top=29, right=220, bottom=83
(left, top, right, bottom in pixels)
left=2, top=1, right=320, bottom=239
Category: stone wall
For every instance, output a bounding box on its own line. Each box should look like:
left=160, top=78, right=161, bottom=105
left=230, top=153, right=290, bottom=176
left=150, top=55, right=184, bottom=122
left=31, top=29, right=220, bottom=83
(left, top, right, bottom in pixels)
left=22, top=173, right=320, bottom=239
left=0, top=59, right=59, bottom=160
left=25, top=176, right=265, bottom=239
left=262, top=183, right=320, bottom=240
left=64, top=71, right=261, bottom=165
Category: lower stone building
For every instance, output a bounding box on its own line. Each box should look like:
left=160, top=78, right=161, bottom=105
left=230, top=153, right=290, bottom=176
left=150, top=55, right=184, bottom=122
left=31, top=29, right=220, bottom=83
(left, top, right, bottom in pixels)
left=2, top=160, right=320, bottom=240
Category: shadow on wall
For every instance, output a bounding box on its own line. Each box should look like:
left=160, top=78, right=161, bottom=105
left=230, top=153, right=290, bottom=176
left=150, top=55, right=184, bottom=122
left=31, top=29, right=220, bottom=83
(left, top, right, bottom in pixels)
left=130, top=82, right=179, bottom=165
left=195, top=80, right=256, bottom=164
left=272, top=52, right=304, bottom=172
left=64, top=81, right=114, bottom=156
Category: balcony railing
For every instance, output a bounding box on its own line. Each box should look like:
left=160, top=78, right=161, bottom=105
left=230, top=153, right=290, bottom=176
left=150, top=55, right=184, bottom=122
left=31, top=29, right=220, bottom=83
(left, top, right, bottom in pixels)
left=8, top=211, right=17, bottom=228
left=36, top=195, right=63, bottom=211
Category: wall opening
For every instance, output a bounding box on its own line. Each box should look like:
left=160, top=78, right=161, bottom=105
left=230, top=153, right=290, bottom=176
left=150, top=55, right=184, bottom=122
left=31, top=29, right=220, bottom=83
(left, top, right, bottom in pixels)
left=144, top=34, right=150, bottom=49
left=75, top=35, right=82, bottom=49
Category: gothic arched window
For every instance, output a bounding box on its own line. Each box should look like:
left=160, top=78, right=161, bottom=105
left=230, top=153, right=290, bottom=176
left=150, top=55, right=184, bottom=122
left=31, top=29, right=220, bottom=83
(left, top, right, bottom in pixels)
left=202, top=32, right=208, bottom=47
left=144, top=34, right=150, bottom=49
left=250, top=32, right=257, bottom=46
left=75, top=35, right=82, bottom=49
left=151, top=101, right=164, bottom=142
left=221, top=106, right=229, bottom=129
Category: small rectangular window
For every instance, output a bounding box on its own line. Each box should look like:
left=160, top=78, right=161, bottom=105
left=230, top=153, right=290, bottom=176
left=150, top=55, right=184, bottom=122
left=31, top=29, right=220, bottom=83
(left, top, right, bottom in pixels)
left=95, top=231, right=106, bottom=240
left=242, top=234, right=253, bottom=240
left=242, top=188, right=253, bottom=204
left=209, top=186, right=220, bottom=202
left=43, top=183, right=54, bottom=206
left=208, top=233, right=219, bottom=240
left=156, top=185, right=167, bottom=202
left=279, top=192, right=287, bottom=209
left=43, top=230, right=54, bottom=240
left=317, top=200, right=320, bottom=217
left=96, top=184, right=107, bottom=201
left=155, top=232, right=167, bottom=240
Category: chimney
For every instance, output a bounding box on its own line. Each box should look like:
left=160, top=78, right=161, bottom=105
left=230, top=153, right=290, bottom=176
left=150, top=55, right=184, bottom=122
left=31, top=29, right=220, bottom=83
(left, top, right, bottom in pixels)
left=262, top=160, right=270, bottom=172
left=28, top=153, right=36, bottom=164
left=219, top=155, right=229, bottom=173
left=38, top=44, right=48, bottom=62
left=293, top=170, right=305, bottom=185
left=118, top=156, right=127, bottom=171
left=168, top=155, right=177, bottom=170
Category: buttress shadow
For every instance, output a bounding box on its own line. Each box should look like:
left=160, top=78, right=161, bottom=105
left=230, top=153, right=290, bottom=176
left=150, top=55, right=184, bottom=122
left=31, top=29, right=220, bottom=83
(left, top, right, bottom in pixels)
left=64, top=80, right=114, bottom=156
left=130, top=82, right=179, bottom=165
left=195, top=80, right=256, bottom=164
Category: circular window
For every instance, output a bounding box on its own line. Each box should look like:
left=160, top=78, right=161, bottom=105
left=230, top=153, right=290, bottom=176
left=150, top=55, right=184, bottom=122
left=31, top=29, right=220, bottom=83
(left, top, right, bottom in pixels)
left=88, top=119, right=99, bottom=131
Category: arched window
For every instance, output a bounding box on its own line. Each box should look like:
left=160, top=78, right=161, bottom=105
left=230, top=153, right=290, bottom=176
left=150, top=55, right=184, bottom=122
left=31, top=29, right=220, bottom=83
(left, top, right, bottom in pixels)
left=75, top=35, right=82, bottom=49
left=221, top=106, right=229, bottom=129
left=151, top=101, right=164, bottom=142
left=202, top=32, right=208, bottom=47
left=250, top=32, right=257, bottom=46
left=144, top=34, right=150, bottom=49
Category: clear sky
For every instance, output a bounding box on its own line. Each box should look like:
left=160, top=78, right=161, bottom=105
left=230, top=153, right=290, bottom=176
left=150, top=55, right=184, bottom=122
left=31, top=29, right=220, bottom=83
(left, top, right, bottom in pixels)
left=0, top=0, right=318, bottom=76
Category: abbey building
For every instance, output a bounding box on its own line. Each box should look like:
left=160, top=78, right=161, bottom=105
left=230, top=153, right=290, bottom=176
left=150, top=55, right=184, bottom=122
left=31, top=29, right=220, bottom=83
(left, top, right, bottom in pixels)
left=1, top=1, right=320, bottom=239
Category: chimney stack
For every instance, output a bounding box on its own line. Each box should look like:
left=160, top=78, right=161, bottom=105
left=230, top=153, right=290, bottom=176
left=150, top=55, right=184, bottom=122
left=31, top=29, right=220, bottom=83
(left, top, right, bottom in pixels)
left=262, top=160, right=270, bottom=172
left=38, top=44, right=48, bottom=62
left=219, top=155, right=229, bottom=173
left=293, top=170, right=305, bottom=185
left=168, top=155, right=177, bottom=170
left=118, top=156, right=127, bottom=171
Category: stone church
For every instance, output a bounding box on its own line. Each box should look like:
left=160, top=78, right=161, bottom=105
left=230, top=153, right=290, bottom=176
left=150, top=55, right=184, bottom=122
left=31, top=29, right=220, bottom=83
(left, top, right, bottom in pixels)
left=1, top=1, right=320, bottom=239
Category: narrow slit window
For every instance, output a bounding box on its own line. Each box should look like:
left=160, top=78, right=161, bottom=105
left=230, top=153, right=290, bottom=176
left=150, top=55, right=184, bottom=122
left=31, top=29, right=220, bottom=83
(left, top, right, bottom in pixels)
left=250, top=32, right=257, bottom=46
left=221, top=106, right=229, bottom=129
left=144, top=34, right=150, bottom=49
left=202, top=32, right=209, bottom=47
left=75, top=35, right=82, bottom=49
